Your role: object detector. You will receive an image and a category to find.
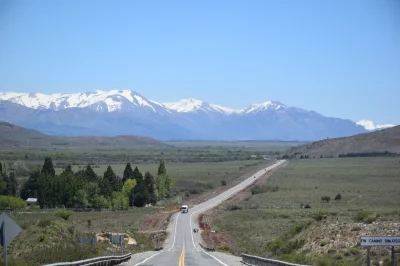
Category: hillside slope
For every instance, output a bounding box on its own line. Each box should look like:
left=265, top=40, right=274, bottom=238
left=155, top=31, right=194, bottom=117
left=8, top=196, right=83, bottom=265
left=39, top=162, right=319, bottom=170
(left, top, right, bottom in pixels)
left=287, top=125, right=400, bottom=156
left=0, top=122, right=167, bottom=148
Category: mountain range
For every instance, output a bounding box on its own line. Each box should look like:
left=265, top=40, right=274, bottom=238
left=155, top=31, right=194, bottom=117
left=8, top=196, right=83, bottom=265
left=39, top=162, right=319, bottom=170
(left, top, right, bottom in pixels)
left=0, top=90, right=395, bottom=141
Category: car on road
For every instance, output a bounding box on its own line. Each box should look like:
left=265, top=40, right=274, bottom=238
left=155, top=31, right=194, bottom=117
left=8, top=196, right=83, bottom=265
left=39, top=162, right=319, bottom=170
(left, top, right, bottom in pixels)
left=180, top=205, right=189, bottom=213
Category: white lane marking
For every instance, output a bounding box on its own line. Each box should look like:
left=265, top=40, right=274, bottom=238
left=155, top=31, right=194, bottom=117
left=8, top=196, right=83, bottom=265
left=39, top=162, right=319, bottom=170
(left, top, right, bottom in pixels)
left=189, top=160, right=285, bottom=260
left=168, top=212, right=181, bottom=251
left=134, top=251, right=164, bottom=266
left=202, top=251, right=229, bottom=266
left=189, top=208, right=200, bottom=251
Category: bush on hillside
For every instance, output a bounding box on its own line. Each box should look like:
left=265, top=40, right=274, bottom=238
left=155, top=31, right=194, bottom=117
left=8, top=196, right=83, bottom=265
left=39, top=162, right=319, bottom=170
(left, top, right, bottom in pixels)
left=0, top=195, right=27, bottom=209
left=55, top=210, right=74, bottom=220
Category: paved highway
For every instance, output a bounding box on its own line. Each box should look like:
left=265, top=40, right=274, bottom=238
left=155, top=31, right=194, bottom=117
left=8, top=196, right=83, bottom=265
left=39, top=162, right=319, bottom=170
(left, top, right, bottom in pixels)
left=134, top=160, right=285, bottom=266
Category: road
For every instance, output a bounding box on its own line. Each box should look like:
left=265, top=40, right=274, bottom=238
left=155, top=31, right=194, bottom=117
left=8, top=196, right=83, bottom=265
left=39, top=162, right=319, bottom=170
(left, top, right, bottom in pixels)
left=133, top=160, right=286, bottom=266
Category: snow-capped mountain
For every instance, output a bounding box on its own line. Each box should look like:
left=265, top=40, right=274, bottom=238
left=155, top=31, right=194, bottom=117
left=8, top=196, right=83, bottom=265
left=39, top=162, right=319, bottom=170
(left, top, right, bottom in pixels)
left=163, top=98, right=238, bottom=114
left=0, top=89, right=377, bottom=141
left=0, top=90, right=167, bottom=113
left=356, top=120, right=396, bottom=131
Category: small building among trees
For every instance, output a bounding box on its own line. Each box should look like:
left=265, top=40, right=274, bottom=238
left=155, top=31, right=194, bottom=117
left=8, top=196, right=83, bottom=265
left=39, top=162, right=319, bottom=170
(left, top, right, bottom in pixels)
left=26, top=197, right=38, bottom=205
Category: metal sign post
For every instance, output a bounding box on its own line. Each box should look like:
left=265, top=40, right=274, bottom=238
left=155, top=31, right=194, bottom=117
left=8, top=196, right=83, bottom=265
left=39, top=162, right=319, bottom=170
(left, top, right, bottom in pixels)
left=77, top=237, right=97, bottom=256
left=2, top=221, right=6, bottom=266
left=110, top=234, right=124, bottom=255
left=361, top=236, right=400, bottom=266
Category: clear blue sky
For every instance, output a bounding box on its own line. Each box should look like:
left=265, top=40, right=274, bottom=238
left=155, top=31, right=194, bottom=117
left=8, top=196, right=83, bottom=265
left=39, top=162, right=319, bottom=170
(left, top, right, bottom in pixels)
left=0, top=0, right=399, bottom=124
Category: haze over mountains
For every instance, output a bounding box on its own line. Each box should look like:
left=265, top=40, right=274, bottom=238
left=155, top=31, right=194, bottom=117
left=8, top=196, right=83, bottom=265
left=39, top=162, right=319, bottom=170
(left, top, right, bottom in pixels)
left=0, top=90, right=395, bottom=141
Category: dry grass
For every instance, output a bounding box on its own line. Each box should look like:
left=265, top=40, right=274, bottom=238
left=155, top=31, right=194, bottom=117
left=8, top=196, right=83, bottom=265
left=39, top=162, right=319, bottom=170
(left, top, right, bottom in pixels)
left=208, top=158, right=400, bottom=264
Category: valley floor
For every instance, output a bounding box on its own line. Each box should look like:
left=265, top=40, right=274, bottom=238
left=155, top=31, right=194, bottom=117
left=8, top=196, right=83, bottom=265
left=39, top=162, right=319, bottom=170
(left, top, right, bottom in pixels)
left=200, top=158, right=400, bottom=266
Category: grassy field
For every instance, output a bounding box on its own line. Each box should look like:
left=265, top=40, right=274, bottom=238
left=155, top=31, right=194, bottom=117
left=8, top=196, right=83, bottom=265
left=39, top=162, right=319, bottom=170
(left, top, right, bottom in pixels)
left=209, top=158, right=400, bottom=265
left=55, top=159, right=266, bottom=185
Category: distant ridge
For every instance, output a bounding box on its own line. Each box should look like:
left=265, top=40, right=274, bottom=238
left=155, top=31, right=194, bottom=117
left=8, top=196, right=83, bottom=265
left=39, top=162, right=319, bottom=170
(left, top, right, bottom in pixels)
left=0, top=121, right=167, bottom=148
left=287, top=125, right=400, bottom=157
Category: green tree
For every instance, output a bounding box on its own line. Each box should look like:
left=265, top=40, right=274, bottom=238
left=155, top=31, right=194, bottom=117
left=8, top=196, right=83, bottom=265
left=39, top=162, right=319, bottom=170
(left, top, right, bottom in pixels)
left=111, top=192, right=129, bottom=210
left=41, top=157, right=55, bottom=177
left=0, top=162, right=2, bottom=175
left=132, top=167, right=148, bottom=207
left=122, top=163, right=134, bottom=183
left=156, top=175, right=165, bottom=199
left=144, top=172, right=157, bottom=205
left=100, top=165, right=122, bottom=197
left=92, top=195, right=110, bottom=209
left=85, top=182, right=100, bottom=207
left=85, top=164, right=98, bottom=182
left=74, top=189, right=88, bottom=208
left=157, top=160, right=166, bottom=176
left=20, top=170, right=40, bottom=200
left=5, top=172, right=18, bottom=196
left=63, top=165, right=73, bottom=175
left=164, top=175, right=172, bottom=198
left=122, top=179, right=137, bottom=197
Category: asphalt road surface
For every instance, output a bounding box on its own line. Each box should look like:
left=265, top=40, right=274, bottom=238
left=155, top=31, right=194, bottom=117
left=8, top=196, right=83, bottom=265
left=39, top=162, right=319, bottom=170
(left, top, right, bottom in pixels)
left=133, top=160, right=285, bottom=266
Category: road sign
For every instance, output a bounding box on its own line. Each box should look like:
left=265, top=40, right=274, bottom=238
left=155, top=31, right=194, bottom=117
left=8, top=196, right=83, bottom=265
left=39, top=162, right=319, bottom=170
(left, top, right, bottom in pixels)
left=110, top=234, right=124, bottom=243
left=78, top=237, right=97, bottom=244
left=0, top=212, right=22, bottom=247
left=360, top=236, right=400, bottom=246
left=0, top=212, right=23, bottom=266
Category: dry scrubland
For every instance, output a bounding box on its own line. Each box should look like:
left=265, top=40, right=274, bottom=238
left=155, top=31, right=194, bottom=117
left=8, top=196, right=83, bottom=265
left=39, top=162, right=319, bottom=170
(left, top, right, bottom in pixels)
left=206, top=158, right=400, bottom=265
left=3, top=207, right=174, bottom=266
left=0, top=142, right=295, bottom=266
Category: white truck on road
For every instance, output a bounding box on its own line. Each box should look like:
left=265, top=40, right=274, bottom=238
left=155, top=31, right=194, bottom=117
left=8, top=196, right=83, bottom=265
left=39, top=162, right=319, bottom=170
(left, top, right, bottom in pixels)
left=180, top=205, right=188, bottom=213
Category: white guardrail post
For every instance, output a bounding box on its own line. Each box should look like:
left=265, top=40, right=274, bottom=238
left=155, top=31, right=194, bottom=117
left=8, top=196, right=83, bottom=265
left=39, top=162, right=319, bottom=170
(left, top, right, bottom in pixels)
left=42, top=253, right=132, bottom=266
left=241, top=254, right=311, bottom=266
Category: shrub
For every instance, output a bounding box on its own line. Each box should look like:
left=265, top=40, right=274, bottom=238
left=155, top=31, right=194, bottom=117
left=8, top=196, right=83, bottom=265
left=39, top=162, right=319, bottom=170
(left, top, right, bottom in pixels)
left=55, top=210, right=74, bottom=220
left=353, top=210, right=369, bottom=222
left=334, top=194, right=342, bottom=200
left=226, top=205, right=242, bottom=211
left=221, top=180, right=227, bottom=186
left=321, top=196, right=331, bottom=203
left=0, top=195, right=27, bottom=209
left=304, top=204, right=311, bottom=209
left=38, top=218, right=53, bottom=228
left=311, top=211, right=329, bottom=221
left=38, top=233, right=47, bottom=242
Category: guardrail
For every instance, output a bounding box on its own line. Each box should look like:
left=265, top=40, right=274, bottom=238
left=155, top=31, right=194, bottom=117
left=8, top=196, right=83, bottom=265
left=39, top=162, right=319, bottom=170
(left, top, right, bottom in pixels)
left=43, top=253, right=132, bottom=266
left=242, top=254, right=310, bottom=266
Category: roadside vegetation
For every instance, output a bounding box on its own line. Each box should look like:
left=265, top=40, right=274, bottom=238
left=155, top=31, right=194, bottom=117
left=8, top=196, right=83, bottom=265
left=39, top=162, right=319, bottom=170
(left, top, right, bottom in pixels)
left=0, top=141, right=288, bottom=265
left=205, top=157, right=400, bottom=265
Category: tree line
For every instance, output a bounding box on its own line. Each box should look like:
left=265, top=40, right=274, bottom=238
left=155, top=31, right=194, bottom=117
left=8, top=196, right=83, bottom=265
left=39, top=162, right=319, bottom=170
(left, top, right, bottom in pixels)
left=15, top=158, right=173, bottom=209
left=0, top=162, right=18, bottom=197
